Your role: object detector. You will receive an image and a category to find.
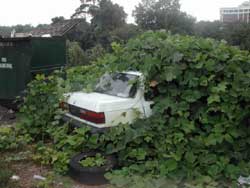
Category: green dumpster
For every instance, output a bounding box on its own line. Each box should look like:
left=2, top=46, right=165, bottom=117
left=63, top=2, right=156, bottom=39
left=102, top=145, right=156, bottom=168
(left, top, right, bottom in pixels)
left=0, top=38, right=32, bottom=100
left=30, top=37, right=66, bottom=75
left=0, top=37, right=66, bottom=101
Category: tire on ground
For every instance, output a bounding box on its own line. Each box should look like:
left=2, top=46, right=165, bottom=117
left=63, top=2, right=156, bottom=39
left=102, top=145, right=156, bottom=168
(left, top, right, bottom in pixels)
left=68, top=151, right=117, bottom=185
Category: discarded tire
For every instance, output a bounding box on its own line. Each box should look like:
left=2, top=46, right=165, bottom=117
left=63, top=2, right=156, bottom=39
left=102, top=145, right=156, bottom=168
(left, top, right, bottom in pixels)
left=68, top=151, right=117, bottom=185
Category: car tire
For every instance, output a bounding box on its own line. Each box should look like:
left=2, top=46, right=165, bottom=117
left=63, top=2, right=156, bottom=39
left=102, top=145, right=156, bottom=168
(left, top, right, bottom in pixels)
left=68, top=151, right=117, bottom=185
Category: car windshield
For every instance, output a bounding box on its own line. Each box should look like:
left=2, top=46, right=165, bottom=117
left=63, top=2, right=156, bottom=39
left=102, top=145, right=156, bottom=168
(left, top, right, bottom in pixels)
left=95, top=73, right=139, bottom=98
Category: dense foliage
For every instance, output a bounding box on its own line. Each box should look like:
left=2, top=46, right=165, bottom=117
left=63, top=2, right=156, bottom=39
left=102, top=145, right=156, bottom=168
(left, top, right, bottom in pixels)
left=16, top=31, right=250, bottom=187
left=1, top=0, right=250, bottom=186
left=67, top=41, right=87, bottom=65
left=104, top=31, right=250, bottom=178
left=0, top=162, right=13, bottom=188
left=0, top=127, right=31, bottom=151
left=194, top=21, right=250, bottom=51
left=80, top=153, right=107, bottom=167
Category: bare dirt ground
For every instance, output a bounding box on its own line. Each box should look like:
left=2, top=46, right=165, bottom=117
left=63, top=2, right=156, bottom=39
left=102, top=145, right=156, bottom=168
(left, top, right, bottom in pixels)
left=2, top=149, right=108, bottom=188
left=12, top=162, right=107, bottom=188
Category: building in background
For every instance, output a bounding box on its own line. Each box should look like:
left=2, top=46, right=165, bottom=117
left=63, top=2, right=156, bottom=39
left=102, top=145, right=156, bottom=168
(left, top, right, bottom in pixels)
left=30, top=19, right=83, bottom=37
left=0, top=19, right=84, bottom=38
left=220, top=1, right=250, bottom=23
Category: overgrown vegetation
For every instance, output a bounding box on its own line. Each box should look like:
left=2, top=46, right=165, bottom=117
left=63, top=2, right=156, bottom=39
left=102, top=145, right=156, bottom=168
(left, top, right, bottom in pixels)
left=0, top=162, right=14, bottom=188
left=0, top=126, right=31, bottom=151
left=67, top=41, right=87, bottom=66
left=0, top=0, right=249, bottom=187
left=5, top=31, right=246, bottom=187
left=80, top=153, right=107, bottom=167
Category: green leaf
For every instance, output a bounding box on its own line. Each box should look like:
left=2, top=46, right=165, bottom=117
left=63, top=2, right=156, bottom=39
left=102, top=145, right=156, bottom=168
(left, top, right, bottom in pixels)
left=204, top=134, right=218, bottom=146
left=160, top=159, right=178, bottom=175
left=172, top=52, right=183, bottom=63
left=207, top=94, right=220, bottom=104
left=211, top=82, right=227, bottom=93
left=182, top=90, right=202, bottom=103
left=181, top=120, right=195, bottom=134
left=162, top=65, right=181, bottom=82
left=208, top=164, right=222, bottom=177
left=185, top=151, right=197, bottom=164
left=205, top=59, right=216, bottom=71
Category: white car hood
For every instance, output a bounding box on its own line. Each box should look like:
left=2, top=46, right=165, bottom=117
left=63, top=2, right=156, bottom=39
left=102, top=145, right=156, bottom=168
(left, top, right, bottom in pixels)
left=67, top=92, right=137, bottom=112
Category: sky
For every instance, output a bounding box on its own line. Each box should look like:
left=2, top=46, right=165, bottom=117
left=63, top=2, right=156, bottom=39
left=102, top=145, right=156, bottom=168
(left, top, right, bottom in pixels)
left=0, top=0, right=244, bottom=26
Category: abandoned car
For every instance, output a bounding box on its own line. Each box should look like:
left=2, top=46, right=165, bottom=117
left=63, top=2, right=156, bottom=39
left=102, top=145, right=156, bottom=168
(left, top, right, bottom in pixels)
left=61, top=71, right=153, bottom=131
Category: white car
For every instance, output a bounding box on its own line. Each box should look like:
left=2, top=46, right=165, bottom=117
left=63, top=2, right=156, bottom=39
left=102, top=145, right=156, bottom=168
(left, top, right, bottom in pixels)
left=61, top=71, right=153, bottom=132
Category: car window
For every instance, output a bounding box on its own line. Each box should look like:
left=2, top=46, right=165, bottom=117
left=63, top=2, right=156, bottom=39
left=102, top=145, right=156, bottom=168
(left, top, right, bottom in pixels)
left=95, top=73, right=139, bottom=98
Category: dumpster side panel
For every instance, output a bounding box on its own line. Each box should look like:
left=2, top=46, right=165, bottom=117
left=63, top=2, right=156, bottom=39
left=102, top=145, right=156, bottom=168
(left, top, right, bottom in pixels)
left=0, top=37, right=66, bottom=101
left=0, top=39, right=31, bottom=100
left=30, top=37, right=66, bottom=75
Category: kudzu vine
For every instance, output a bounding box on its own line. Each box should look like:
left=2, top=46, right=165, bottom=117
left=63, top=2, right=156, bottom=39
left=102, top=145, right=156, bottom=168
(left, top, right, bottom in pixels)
left=17, top=31, right=250, bottom=186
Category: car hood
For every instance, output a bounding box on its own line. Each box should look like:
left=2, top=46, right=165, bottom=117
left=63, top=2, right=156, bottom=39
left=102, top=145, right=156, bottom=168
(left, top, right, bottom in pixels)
left=67, top=92, right=136, bottom=112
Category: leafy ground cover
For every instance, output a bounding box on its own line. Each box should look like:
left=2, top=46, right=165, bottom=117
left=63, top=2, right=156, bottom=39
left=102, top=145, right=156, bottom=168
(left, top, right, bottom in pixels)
left=0, top=128, right=106, bottom=188
left=1, top=31, right=250, bottom=187
left=79, top=153, right=107, bottom=168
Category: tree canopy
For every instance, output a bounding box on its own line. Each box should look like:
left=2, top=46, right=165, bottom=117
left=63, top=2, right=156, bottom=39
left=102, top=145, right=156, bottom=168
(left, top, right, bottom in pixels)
left=89, top=0, right=127, bottom=31
left=195, top=21, right=250, bottom=51
left=133, top=0, right=195, bottom=34
left=51, top=16, right=65, bottom=24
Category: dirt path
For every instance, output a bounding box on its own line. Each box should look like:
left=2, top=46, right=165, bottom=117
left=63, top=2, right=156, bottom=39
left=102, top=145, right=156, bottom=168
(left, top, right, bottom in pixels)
left=2, top=149, right=107, bottom=188
left=11, top=161, right=107, bottom=188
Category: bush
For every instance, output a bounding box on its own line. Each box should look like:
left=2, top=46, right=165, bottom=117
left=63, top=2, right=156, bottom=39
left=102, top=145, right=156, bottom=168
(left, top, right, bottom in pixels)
left=18, top=31, right=250, bottom=184
left=67, top=41, right=87, bottom=66
left=85, top=44, right=106, bottom=63
left=18, top=74, right=65, bottom=139
left=18, top=67, right=104, bottom=173
left=97, top=31, right=250, bottom=182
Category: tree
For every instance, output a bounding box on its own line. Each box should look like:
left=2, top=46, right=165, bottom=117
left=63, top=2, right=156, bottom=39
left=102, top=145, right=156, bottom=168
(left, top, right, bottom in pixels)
left=65, top=20, right=91, bottom=43
left=0, top=25, right=34, bottom=37
left=71, top=0, right=97, bottom=19
left=89, top=0, right=127, bottom=31
left=77, top=0, right=127, bottom=49
left=223, top=22, right=250, bottom=50
left=67, top=41, right=87, bottom=65
left=194, top=21, right=250, bottom=51
left=51, top=16, right=65, bottom=24
left=72, top=0, right=127, bottom=49
left=110, top=24, right=142, bottom=43
left=195, top=21, right=224, bottom=40
left=133, top=0, right=195, bottom=34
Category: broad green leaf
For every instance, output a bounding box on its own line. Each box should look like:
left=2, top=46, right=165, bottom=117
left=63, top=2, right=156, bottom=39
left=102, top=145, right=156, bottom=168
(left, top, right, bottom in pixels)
left=207, top=94, right=220, bottom=104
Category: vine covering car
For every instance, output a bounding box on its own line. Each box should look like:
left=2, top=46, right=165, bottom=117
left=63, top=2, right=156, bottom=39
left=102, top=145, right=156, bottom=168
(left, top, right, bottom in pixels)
left=61, top=71, right=153, bottom=132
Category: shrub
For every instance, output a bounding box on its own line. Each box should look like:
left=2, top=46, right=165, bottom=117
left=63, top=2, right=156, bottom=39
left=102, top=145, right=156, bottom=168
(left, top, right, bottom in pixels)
left=0, top=127, right=31, bottom=151
left=19, top=31, right=250, bottom=184
left=67, top=41, right=87, bottom=66
left=85, top=44, right=106, bottom=63
left=17, top=65, right=106, bottom=173
left=94, top=31, right=250, bottom=182
left=18, top=74, right=65, bottom=139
